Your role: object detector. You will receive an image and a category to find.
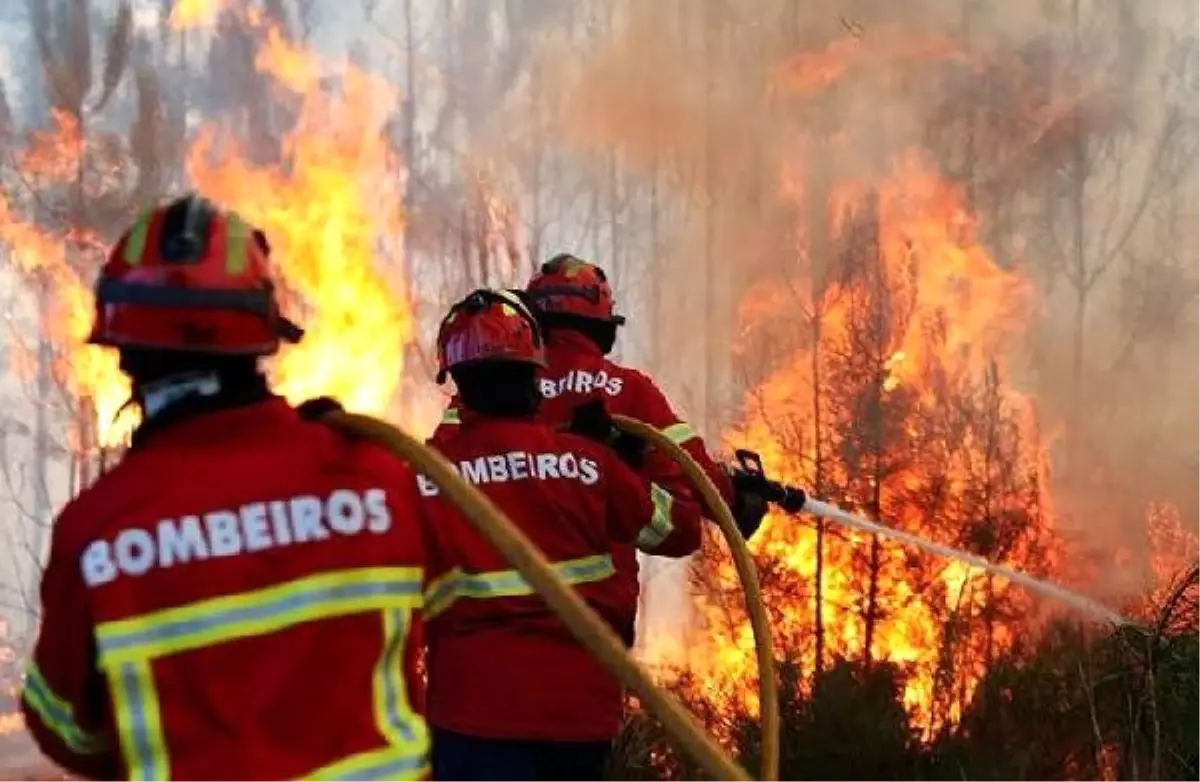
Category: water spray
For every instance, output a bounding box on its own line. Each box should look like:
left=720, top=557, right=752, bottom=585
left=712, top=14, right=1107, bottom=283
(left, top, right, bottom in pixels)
left=732, top=450, right=1132, bottom=627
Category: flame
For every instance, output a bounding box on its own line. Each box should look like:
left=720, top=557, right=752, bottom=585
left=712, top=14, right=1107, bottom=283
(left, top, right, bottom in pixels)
left=168, top=0, right=231, bottom=30
left=187, top=26, right=410, bottom=414
left=1138, top=501, right=1199, bottom=616
left=0, top=711, right=23, bottom=736
left=683, top=141, right=1057, bottom=735
left=0, top=110, right=131, bottom=450
left=691, top=151, right=1056, bottom=734
left=0, top=18, right=408, bottom=463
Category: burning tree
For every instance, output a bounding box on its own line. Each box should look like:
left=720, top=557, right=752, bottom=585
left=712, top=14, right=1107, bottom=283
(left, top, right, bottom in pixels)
left=632, top=20, right=1068, bottom=741
left=685, top=146, right=1060, bottom=740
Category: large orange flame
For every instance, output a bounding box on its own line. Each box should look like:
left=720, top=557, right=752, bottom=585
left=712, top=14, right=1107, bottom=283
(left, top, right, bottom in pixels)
left=188, top=25, right=410, bottom=414
left=683, top=149, right=1056, bottom=736
left=0, top=19, right=409, bottom=449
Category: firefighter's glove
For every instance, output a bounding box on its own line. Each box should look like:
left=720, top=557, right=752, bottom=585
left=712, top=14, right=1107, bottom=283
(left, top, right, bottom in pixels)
left=729, top=466, right=771, bottom=500
left=568, top=400, right=646, bottom=469
left=297, top=396, right=344, bottom=421
left=731, top=489, right=768, bottom=540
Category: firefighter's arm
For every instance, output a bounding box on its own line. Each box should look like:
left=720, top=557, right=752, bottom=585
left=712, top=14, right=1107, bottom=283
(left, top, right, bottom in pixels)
left=411, top=467, right=461, bottom=625
left=21, top=511, right=118, bottom=780
left=630, top=373, right=736, bottom=510
left=602, top=450, right=702, bottom=558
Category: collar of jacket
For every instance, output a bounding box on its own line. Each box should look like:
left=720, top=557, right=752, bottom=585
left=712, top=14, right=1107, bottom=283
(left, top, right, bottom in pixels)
left=450, top=408, right=544, bottom=429
left=130, top=373, right=276, bottom=450
left=545, top=327, right=603, bottom=357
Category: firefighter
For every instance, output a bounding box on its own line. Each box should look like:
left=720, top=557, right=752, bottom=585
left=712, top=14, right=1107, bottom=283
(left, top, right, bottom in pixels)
left=21, top=195, right=432, bottom=781
left=433, top=256, right=768, bottom=539
left=421, top=288, right=702, bottom=781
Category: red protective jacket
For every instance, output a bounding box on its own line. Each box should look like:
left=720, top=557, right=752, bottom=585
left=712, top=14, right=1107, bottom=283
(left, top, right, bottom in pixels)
left=431, top=330, right=734, bottom=618
left=431, top=329, right=734, bottom=512
left=22, top=398, right=432, bottom=781
left=420, top=415, right=701, bottom=741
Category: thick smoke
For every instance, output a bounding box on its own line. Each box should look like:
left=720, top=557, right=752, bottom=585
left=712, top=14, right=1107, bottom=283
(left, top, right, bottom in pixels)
left=518, top=0, right=1198, bottom=608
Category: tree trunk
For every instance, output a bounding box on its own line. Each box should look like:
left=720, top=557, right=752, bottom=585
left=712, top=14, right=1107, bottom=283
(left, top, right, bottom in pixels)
left=863, top=526, right=882, bottom=666
left=808, top=166, right=830, bottom=678
left=29, top=278, right=53, bottom=605
left=1067, top=0, right=1088, bottom=478
left=861, top=191, right=887, bottom=667
left=702, top=0, right=718, bottom=434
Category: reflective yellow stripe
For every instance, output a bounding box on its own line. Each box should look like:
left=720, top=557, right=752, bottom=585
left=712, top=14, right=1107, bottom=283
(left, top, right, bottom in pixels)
left=123, top=210, right=152, bottom=266
left=661, top=422, right=697, bottom=445
left=112, top=660, right=168, bottom=781
left=224, top=212, right=249, bottom=275
left=96, top=567, right=423, bottom=665
left=20, top=663, right=110, bottom=754
left=302, top=744, right=429, bottom=781
left=373, top=609, right=426, bottom=749
left=423, top=554, right=615, bottom=620
left=636, top=483, right=675, bottom=550
left=441, top=407, right=461, bottom=425
left=97, top=567, right=428, bottom=780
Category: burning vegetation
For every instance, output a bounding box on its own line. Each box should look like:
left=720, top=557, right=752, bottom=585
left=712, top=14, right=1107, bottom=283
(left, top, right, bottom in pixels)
left=0, top=1, right=1195, bottom=780
left=689, top=148, right=1057, bottom=738
left=0, top=4, right=410, bottom=465
left=566, top=7, right=1197, bottom=780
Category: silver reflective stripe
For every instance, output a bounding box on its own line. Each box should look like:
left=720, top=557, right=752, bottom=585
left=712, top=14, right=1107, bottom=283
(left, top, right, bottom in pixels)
left=636, top=483, right=675, bottom=550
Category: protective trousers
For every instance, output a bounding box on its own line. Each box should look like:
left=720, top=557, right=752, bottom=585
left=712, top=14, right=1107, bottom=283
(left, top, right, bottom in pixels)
left=431, top=728, right=611, bottom=781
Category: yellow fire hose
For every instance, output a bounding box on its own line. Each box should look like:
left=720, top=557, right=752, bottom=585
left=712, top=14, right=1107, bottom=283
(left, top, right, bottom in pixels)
left=323, top=411, right=751, bottom=781
left=612, top=415, right=780, bottom=782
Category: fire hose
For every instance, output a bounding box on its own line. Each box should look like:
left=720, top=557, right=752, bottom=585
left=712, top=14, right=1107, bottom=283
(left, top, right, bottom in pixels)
left=322, top=411, right=752, bottom=781
left=612, top=416, right=781, bottom=782
left=727, top=449, right=1132, bottom=627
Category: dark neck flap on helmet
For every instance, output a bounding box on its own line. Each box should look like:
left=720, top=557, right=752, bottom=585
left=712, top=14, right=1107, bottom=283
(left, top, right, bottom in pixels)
left=121, top=350, right=272, bottom=449
left=539, top=312, right=618, bottom=355
left=453, top=362, right=541, bottom=418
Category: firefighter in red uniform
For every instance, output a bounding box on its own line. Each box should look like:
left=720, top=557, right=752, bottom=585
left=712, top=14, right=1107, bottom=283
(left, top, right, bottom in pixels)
left=432, top=256, right=768, bottom=578
left=21, top=195, right=432, bottom=781
left=421, top=288, right=702, bottom=781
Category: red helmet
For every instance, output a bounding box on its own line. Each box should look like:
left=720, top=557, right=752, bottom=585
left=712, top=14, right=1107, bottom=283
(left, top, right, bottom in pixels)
left=524, top=254, right=626, bottom=325
left=436, top=289, right=546, bottom=383
left=88, top=194, right=303, bottom=355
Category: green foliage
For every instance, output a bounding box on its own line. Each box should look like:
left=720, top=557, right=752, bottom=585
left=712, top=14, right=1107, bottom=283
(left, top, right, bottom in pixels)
left=609, top=604, right=1199, bottom=781
left=736, top=659, right=921, bottom=781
